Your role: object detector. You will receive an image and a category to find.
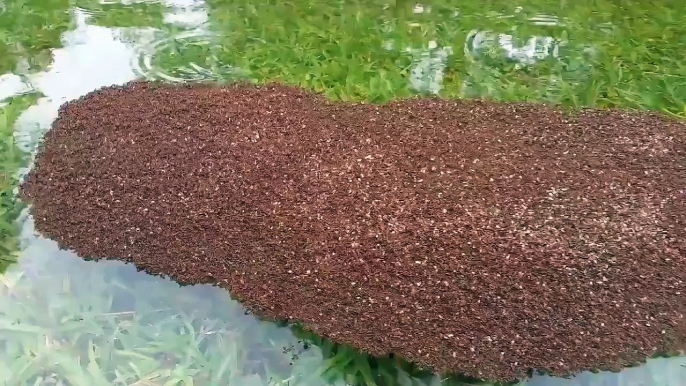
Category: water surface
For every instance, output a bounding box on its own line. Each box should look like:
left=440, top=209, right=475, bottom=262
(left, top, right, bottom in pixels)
left=1, top=0, right=685, bottom=385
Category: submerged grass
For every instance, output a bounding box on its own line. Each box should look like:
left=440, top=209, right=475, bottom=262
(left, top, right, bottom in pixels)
left=0, top=0, right=685, bottom=385
left=1, top=247, right=683, bottom=385
left=0, top=0, right=71, bottom=74
left=1, top=244, right=526, bottom=386
left=200, top=0, right=686, bottom=114
left=0, top=94, right=39, bottom=273
left=0, top=0, right=70, bottom=275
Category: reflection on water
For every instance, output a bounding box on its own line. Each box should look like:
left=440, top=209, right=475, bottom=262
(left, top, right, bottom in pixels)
left=1, top=0, right=685, bottom=385
left=406, top=43, right=453, bottom=95
left=465, top=29, right=560, bottom=66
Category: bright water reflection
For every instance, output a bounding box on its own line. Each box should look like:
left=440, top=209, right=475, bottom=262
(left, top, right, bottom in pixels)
left=1, top=0, right=685, bottom=385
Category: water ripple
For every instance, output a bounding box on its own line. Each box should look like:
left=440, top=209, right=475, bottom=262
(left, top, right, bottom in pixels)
left=131, top=29, right=242, bottom=82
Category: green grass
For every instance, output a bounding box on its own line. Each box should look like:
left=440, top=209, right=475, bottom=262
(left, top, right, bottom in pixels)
left=197, top=0, right=686, bottom=114
left=74, top=0, right=165, bottom=28
left=1, top=249, right=683, bottom=385
left=0, top=247, right=525, bottom=386
left=0, top=0, right=70, bottom=273
left=0, top=0, right=71, bottom=74
left=0, top=0, right=685, bottom=385
left=0, top=94, right=39, bottom=273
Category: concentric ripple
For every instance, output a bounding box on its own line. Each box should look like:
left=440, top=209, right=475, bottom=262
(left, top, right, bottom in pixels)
left=131, top=29, right=242, bottom=82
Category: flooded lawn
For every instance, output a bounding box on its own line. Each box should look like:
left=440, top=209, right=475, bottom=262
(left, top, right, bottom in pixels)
left=1, top=0, right=685, bottom=385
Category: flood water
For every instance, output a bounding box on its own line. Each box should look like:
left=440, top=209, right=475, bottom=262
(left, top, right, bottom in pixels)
left=1, top=0, right=685, bottom=385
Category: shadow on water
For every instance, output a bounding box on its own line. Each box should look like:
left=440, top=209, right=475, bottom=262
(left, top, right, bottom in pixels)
left=1, top=0, right=685, bottom=385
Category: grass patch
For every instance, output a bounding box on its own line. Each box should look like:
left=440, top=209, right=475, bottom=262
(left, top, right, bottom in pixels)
left=0, top=93, right=38, bottom=272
